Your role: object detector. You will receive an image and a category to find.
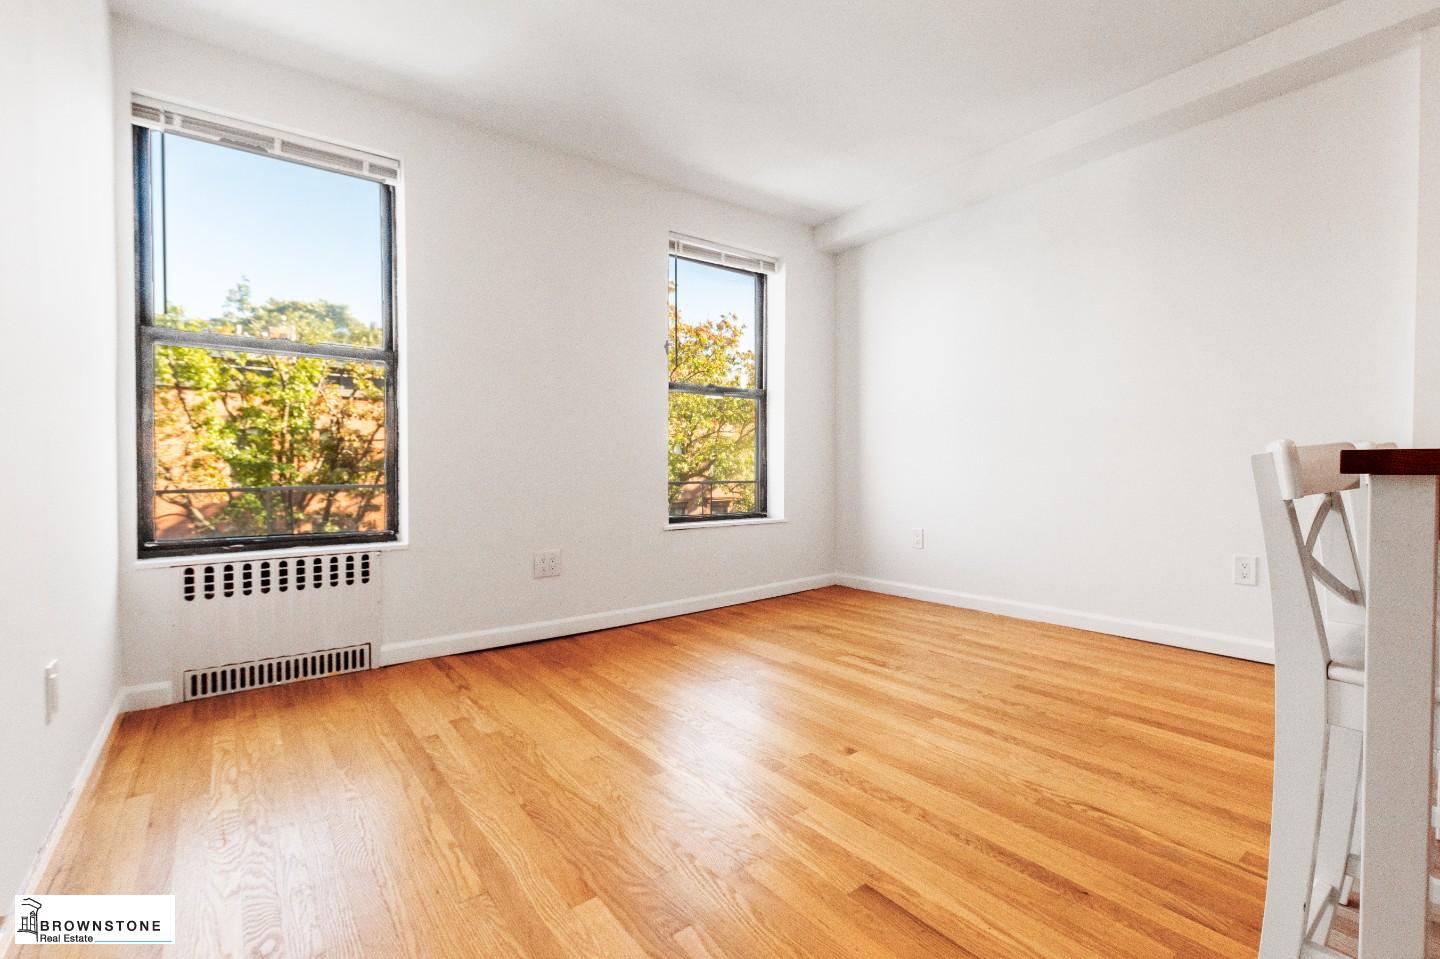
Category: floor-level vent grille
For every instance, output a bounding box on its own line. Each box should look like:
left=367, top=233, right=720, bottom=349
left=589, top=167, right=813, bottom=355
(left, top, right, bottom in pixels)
left=182, top=643, right=371, bottom=701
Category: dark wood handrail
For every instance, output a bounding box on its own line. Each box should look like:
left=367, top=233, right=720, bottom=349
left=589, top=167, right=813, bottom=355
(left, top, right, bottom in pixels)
left=1340, top=448, right=1440, bottom=475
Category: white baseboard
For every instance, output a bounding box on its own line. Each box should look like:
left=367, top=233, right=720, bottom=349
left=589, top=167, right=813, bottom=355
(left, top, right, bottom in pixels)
left=379, top=574, right=838, bottom=666
left=108, top=579, right=838, bottom=713
left=835, top=573, right=1274, bottom=664
left=118, top=680, right=174, bottom=712
left=1, top=684, right=129, bottom=945
left=118, top=572, right=1269, bottom=711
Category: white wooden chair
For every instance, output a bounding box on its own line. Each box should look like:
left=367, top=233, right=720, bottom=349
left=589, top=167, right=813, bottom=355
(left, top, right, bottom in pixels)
left=1253, top=440, right=1376, bottom=958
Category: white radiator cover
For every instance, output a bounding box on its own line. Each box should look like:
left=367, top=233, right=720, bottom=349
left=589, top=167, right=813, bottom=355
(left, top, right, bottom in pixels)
left=129, top=550, right=383, bottom=699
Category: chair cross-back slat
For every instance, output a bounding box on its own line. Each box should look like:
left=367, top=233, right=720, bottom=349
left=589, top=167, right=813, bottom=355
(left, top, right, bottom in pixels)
left=1258, top=440, right=1368, bottom=668
left=1302, top=493, right=1364, bottom=607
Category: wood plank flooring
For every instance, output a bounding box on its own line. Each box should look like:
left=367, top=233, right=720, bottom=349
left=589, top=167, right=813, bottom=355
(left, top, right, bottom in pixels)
left=18, top=586, right=1290, bottom=957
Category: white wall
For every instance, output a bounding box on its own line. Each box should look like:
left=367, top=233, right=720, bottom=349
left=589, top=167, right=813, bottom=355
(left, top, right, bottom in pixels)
left=0, top=0, right=120, bottom=915
left=111, top=18, right=836, bottom=691
left=835, top=51, right=1420, bottom=659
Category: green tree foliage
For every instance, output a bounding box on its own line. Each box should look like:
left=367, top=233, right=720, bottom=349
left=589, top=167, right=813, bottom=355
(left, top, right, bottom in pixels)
left=667, top=284, right=758, bottom=515
left=153, top=282, right=387, bottom=540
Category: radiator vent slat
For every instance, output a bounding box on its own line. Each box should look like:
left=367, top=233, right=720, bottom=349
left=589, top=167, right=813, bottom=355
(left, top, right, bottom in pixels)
left=175, top=552, right=376, bottom=601
left=182, top=643, right=371, bottom=702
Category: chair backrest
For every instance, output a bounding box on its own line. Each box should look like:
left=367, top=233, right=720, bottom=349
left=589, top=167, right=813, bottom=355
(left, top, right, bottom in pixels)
left=1252, top=440, right=1370, bottom=672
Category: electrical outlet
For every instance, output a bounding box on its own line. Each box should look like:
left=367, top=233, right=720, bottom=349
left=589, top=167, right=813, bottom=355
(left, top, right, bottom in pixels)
left=533, top=549, right=562, bottom=579
left=1233, top=554, right=1259, bottom=587
left=44, top=660, right=59, bottom=724
left=911, top=528, right=925, bottom=549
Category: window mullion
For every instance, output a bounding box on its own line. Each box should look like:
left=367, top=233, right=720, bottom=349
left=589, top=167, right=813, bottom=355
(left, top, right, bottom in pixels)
left=667, top=382, right=763, bottom=400
left=142, top=326, right=392, bottom=364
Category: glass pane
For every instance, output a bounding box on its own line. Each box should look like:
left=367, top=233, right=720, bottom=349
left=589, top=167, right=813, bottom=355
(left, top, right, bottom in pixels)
left=151, top=344, right=389, bottom=543
left=668, top=255, right=759, bottom=388
left=668, top=392, right=760, bottom=518
left=155, top=133, right=385, bottom=348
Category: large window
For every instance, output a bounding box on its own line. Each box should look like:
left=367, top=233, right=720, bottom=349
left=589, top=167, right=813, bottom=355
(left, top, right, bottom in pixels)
left=133, top=100, right=400, bottom=556
left=667, top=238, right=771, bottom=522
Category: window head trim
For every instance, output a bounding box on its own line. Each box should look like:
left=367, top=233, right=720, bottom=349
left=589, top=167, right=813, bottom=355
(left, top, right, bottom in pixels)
left=668, top=233, right=777, bottom=274
left=131, top=96, right=400, bottom=186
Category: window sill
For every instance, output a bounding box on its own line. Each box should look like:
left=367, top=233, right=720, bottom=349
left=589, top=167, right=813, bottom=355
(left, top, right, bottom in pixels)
left=132, top=538, right=408, bottom=570
left=664, top=517, right=787, bottom=531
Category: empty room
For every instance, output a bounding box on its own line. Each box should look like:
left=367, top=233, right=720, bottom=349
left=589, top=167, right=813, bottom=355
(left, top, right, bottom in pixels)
left=9, top=0, right=1440, bottom=955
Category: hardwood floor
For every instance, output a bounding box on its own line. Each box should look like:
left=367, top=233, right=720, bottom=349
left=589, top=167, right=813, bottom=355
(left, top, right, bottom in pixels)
left=20, top=586, right=1285, bottom=958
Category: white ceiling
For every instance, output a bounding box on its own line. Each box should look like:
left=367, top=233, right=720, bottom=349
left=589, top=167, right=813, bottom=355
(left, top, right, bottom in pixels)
left=112, top=0, right=1343, bottom=224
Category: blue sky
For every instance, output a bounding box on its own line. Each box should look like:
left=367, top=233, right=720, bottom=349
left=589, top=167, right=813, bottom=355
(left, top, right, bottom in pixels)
left=162, top=132, right=756, bottom=344
left=161, top=133, right=385, bottom=328
left=670, top=254, right=758, bottom=371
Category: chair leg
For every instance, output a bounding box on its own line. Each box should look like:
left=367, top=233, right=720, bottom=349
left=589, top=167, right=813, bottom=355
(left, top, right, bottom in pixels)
left=1306, top=726, right=1362, bottom=945
left=1342, top=780, right=1363, bottom=907
left=1260, top=698, right=1330, bottom=959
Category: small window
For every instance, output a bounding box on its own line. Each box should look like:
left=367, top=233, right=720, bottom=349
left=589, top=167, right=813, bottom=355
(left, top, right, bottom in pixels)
left=667, top=239, right=769, bottom=522
left=133, top=101, right=400, bottom=556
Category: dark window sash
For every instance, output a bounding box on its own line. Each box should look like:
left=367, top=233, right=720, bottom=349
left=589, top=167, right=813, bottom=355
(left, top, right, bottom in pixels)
left=140, top=529, right=397, bottom=559
left=141, top=326, right=393, bottom=364
left=134, top=124, right=401, bottom=558
left=667, top=382, right=765, bottom=400
left=668, top=513, right=769, bottom=524
left=667, top=260, right=768, bottom=524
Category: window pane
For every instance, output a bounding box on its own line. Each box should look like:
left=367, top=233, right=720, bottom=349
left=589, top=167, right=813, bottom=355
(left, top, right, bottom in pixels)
left=668, top=255, right=759, bottom=388
left=151, top=344, right=388, bottom=542
left=668, top=392, right=759, bottom=517
left=155, top=133, right=385, bottom=347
